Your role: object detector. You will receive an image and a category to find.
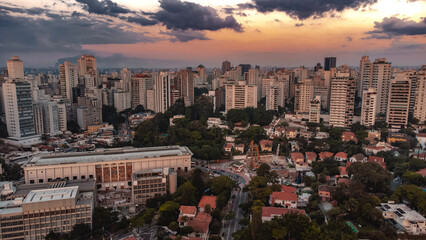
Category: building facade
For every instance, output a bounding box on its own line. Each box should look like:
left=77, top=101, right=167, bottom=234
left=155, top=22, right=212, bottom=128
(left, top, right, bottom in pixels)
left=361, top=88, right=377, bottom=127
left=329, top=76, right=355, bottom=128
left=386, top=74, right=411, bottom=128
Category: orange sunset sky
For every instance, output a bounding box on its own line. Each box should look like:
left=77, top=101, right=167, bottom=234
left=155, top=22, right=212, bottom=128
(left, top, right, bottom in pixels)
left=0, top=0, right=425, bottom=68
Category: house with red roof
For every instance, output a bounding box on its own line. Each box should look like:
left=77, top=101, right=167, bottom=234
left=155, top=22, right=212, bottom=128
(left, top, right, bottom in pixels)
left=286, top=128, right=298, bottom=139
left=178, top=206, right=197, bottom=227
left=186, top=212, right=212, bottom=240
left=281, top=185, right=297, bottom=193
left=415, top=168, right=426, bottom=177
left=198, top=196, right=217, bottom=212
left=235, top=144, right=245, bottom=153
left=290, top=152, right=305, bottom=165
left=305, top=152, right=317, bottom=165
left=270, top=191, right=298, bottom=208
left=259, top=140, right=273, bottom=152
left=334, top=152, right=348, bottom=161
left=338, top=166, right=348, bottom=178
left=261, top=207, right=306, bottom=222
left=341, top=131, right=358, bottom=143
left=349, top=153, right=367, bottom=163
left=223, top=143, right=234, bottom=153
left=318, top=152, right=334, bottom=161
left=318, top=185, right=333, bottom=202
left=368, top=156, right=386, bottom=169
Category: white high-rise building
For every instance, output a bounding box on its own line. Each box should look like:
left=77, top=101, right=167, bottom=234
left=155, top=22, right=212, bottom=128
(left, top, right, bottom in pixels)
left=78, top=55, right=97, bottom=85
left=371, top=58, right=392, bottom=116
left=329, top=76, right=356, bottom=128
left=265, top=81, right=285, bottom=111
left=361, top=88, right=377, bottom=127
left=59, top=61, right=78, bottom=101
left=114, top=90, right=131, bottom=112
left=225, top=83, right=258, bottom=111
left=131, top=74, right=152, bottom=109
left=309, top=96, right=321, bottom=123
left=6, top=56, right=24, bottom=79
left=42, top=101, right=60, bottom=134
left=358, top=56, right=372, bottom=97
left=387, top=74, right=411, bottom=128
left=153, top=72, right=171, bottom=113
left=178, top=69, right=194, bottom=106
left=414, top=67, right=426, bottom=124
left=56, top=99, right=68, bottom=132
left=2, top=81, right=36, bottom=138
left=294, top=79, right=314, bottom=113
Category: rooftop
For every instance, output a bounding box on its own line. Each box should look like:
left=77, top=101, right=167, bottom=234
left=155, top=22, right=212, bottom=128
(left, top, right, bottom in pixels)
left=27, top=146, right=192, bottom=166
left=23, top=186, right=78, bottom=204
left=261, top=207, right=306, bottom=217
left=271, top=191, right=298, bottom=201
left=378, top=203, right=426, bottom=222
left=198, top=195, right=217, bottom=209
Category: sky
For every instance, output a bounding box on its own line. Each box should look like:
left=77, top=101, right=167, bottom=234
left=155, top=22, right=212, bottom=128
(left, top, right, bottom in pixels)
left=0, top=0, right=425, bottom=68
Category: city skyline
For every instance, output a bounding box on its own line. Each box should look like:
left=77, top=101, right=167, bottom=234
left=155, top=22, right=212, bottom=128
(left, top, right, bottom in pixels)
left=0, top=0, right=425, bottom=68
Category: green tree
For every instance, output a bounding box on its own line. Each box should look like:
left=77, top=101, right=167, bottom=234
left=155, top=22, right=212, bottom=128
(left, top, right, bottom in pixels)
left=70, top=223, right=91, bottom=239
left=168, top=221, right=179, bottom=231
left=391, top=185, right=426, bottom=214
left=158, top=201, right=180, bottom=226
left=347, top=162, right=392, bottom=193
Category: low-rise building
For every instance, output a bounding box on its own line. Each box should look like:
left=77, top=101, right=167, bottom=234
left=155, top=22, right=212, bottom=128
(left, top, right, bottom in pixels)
left=341, top=131, right=358, bottom=143
left=387, top=132, right=408, bottom=143
left=305, top=152, right=317, bottom=165
left=198, top=196, right=217, bottom=213
left=349, top=153, right=367, bottom=163
left=378, top=202, right=426, bottom=235
left=259, top=140, right=273, bottom=152
left=318, top=185, right=333, bottom=202
left=261, top=207, right=306, bottom=222
left=0, top=186, right=93, bottom=240
left=270, top=191, right=298, bottom=208
left=290, top=152, right=305, bottom=166
left=334, top=152, right=348, bottom=161
left=368, top=156, right=386, bottom=169
left=319, top=152, right=334, bottom=161
left=235, top=144, right=245, bottom=153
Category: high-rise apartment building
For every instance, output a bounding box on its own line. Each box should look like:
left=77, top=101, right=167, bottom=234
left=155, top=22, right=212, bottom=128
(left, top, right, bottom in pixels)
left=324, top=57, right=336, bottom=71
left=361, top=88, right=377, bottom=127
left=6, top=56, right=24, bottom=79
left=239, top=64, right=251, bottom=77
left=59, top=61, right=78, bottom=101
left=414, top=66, right=426, bottom=124
left=114, top=90, right=131, bottom=112
left=309, top=96, right=321, bottom=123
left=387, top=74, right=411, bottom=128
left=222, top=60, right=231, bottom=74
left=225, top=83, right=258, bottom=111
left=131, top=74, right=152, bottom=109
left=177, top=69, right=194, bottom=106
left=329, top=76, right=356, bottom=128
left=247, top=69, right=260, bottom=85
left=153, top=72, right=171, bottom=113
left=265, top=81, right=285, bottom=111
left=55, top=99, right=69, bottom=132
left=359, top=56, right=372, bottom=97
left=294, top=79, right=314, bottom=113
left=78, top=55, right=97, bottom=85
left=2, top=81, right=36, bottom=138
left=371, top=58, right=392, bottom=117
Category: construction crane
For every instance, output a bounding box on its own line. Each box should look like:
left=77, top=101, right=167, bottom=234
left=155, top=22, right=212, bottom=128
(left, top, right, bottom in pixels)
left=249, top=141, right=260, bottom=169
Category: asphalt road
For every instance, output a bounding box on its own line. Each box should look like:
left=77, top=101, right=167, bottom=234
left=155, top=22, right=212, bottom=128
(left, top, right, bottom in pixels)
left=200, top=164, right=250, bottom=240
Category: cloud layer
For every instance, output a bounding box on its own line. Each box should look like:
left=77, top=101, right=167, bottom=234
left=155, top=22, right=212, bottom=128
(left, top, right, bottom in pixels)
left=366, top=17, right=426, bottom=39
left=154, top=0, right=242, bottom=32
left=250, top=0, right=377, bottom=20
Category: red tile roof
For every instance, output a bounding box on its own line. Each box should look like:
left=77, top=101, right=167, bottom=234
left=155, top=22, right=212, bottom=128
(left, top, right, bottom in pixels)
left=341, top=131, right=357, bottom=142
left=198, top=196, right=217, bottom=209
left=416, top=168, right=426, bottom=177
left=339, top=166, right=347, bottom=176
left=290, top=152, right=304, bottom=161
left=338, top=178, right=352, bottom=185
left=319, top=152, right=334, bottom=160
left=271, top=191, right=298, bottom=202
left=305, top=152, right=317, bottom=161
left=187, top=212, right=212, bottom=233
left=281, top=185, right=297, bottom=193
left=179, top=206, right=197, bottom=215
left=261, top=207, right=306, bottom=217
left=334, top=152, right=348, bottom=159
left=368, top=156, right=386, bottom=169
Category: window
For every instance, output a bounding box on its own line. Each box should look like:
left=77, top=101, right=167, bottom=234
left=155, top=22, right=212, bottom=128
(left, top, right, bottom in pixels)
left=73, top=176, right=77, bottom=180
left=38, top=179, right=43, bottom=183
left=81, top=175, right=85, bottom=179
left=30, top=180, right=35, bottom=184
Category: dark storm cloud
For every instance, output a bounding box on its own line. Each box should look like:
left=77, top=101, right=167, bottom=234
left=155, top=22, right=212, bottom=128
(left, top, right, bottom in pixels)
left=0, top=10, right=152, bottom=54
left=153, top=0, right=243, bottom=32
left=249, top=0, right=377, bottom=20
left=75, top=0, right=131, bottom=16
left=122, top=16, right=158, bottom=26
left=161, top=29, right=211, bottom=42
left=366, top=17, right=426, bottom=39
